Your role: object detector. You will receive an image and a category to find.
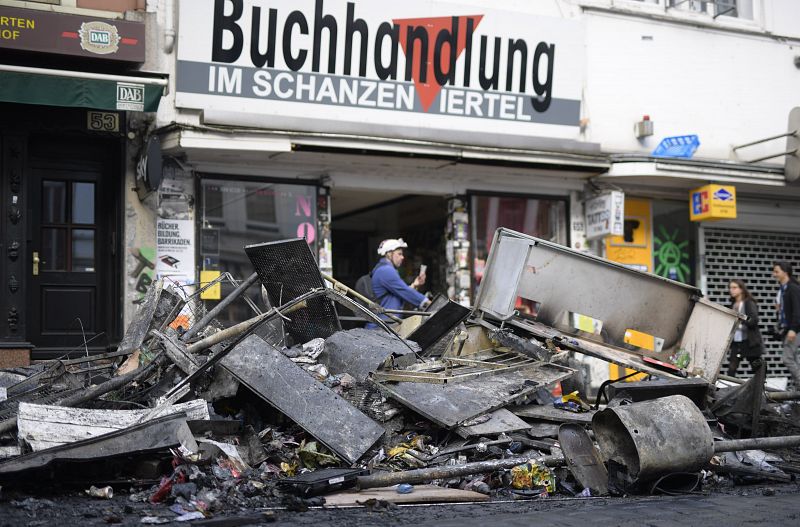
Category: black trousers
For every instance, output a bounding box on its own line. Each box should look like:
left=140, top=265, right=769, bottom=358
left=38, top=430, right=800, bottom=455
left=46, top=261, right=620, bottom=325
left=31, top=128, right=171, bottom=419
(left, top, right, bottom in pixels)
left=727, top=341, right=763, bottom=377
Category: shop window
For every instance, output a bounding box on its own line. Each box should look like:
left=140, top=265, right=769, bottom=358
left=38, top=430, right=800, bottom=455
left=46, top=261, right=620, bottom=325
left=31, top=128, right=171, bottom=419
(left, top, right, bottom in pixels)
left=667, top=0, right=752, bottom=19
left=470, top=194, right=567, bottom=296
left=200, top=178, right=318, bottom=324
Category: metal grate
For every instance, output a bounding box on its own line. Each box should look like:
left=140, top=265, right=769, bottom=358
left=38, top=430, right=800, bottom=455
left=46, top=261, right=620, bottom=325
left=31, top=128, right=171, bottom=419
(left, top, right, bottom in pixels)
left=245, top=238, right=340, bottom=344
left=704, top=228, right=800, bottom=379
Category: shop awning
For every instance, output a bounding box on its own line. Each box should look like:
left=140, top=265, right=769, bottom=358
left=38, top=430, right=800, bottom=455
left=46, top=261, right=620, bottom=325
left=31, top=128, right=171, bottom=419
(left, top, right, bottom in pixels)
left=600, top=155, right=786, bottom=187
left=0, top=65, right=167, bottom=112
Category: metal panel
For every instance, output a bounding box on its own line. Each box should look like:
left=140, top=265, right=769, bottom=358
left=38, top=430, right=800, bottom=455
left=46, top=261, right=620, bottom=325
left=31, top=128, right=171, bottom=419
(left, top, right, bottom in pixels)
left=474, top=235, right=530, bottom=319
left=704, top=227, right=800, bottom=378
left=476, top=229, right=699, bottom=353
left=221, top=335, right=383, bottom=464
left=245, top=238, right=340, bottom=344
left=377, top=362, right=574, bottom=429
left=407, top=300, right=471, bottom=353
left=680, top=297, right=738, bottom=381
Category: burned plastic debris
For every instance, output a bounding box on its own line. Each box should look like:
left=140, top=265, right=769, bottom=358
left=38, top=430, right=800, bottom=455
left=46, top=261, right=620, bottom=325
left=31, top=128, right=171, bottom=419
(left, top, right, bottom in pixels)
left=1, top=233, right=800, bottom=522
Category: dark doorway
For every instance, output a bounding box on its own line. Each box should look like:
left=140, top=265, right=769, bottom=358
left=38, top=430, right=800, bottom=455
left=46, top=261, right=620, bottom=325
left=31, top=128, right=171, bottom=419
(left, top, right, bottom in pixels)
left=27, top=136, right=119, bottom=357
left=331, top=194, right=448, bottom=296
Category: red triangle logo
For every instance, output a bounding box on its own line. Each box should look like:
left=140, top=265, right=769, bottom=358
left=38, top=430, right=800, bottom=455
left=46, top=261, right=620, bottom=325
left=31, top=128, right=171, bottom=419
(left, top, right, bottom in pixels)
left=392, top=15, right=483, bottom=112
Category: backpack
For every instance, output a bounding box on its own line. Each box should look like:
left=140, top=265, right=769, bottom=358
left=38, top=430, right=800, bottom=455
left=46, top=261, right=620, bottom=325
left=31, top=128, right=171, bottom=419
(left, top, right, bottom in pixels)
left=355, top=273, right=377, bottom=302
left=355, top=262, right=390, bottom=305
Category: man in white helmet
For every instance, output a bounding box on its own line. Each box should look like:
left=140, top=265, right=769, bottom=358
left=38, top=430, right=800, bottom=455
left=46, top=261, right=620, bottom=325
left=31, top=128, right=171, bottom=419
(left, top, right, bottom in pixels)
left=368, top=238, right=429, bottom=326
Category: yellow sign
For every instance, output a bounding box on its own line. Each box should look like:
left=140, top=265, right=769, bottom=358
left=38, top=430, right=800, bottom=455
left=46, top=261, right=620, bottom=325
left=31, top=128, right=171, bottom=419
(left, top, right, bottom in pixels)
left=199, top=270, right=221, bottom=300
left=605, top=198, right=653, bottom=273
left=689, top=184, right=736, bottom=221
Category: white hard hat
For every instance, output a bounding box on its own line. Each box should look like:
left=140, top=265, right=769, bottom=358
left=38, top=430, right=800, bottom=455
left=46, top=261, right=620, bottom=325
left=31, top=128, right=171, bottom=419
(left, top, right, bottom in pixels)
left=377, top=238, right=408, bottom=256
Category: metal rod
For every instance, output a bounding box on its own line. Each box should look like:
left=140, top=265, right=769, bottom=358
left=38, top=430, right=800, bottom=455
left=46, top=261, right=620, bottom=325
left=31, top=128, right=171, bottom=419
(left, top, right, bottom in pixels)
left=185, top=300, right=306, bottom=354
left=324, top=289, right=420, bottom=355
left=0, top=352, right=168, bottom=435
left=356, top=455, right=564, bottom=489
left=181, top=272, right=259, bottom=341
left=743, top=148, right=798, bottom=164
left=712, top=6, right=735, bottom=19
left=321, top=272, right=403, bottom=323
left=384, top=309, right=432, bottom=317
left=714, top=435, right=800, bottom=453
left=767, top=391, right=800, bottom=402
left=160, top=290, right=323, bottom=400
left=733, top=130, right=797, bottom=150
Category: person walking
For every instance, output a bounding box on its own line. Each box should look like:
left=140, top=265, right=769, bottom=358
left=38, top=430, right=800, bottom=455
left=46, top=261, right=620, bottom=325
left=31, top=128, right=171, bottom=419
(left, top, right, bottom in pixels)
left=726, top=279, right=764, bottom=377
left=773, top=261, right=800, bottom=386
left=366, top=238, right=429, bottom=328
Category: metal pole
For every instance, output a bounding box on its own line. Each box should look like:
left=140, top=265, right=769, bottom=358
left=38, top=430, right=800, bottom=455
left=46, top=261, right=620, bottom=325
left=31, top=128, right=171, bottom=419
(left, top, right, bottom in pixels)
left=321, top=272, right=403, bottom=323
left=767, top=391, right=800, bottom=402
left=185, top=300, right=306, bottom=354
left=733, top=130, right=797, bottom=151
left=356, top=455, right=564, bottom=489
left=181, top=272, right=259, bottom=341
left=743, top=148, right=798, bottom=164
left=714, top=435, right=800, bottom=453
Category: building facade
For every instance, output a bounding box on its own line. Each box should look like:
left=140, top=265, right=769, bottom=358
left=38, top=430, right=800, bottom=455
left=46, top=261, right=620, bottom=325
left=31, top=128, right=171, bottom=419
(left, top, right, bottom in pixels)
left=3, top=0, right=799, bottom=382
left=0, top=0, right=167, bottom=362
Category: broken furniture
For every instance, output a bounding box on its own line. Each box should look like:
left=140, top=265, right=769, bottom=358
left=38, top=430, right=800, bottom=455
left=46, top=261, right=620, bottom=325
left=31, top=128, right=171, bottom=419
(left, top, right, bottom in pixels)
left=474, top=228, right=741, bottom=383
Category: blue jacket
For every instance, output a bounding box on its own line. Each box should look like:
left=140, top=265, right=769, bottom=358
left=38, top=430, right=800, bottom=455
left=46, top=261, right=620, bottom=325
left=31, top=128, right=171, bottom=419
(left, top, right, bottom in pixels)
left=371, top=258, right=426, bottom=315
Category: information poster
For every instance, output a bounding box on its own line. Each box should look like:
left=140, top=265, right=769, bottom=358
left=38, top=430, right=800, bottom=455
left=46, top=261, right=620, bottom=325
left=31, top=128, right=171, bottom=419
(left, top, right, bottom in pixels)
left=156, top=218, right=195, bottom=285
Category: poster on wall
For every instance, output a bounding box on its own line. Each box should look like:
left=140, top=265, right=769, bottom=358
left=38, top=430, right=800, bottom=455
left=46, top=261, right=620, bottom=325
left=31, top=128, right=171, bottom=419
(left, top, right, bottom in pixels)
left=585, top=191, right=624, bottom=240
left=604, top=198, right=653, bottom=273
left=157, top=218, right=196, bottom=285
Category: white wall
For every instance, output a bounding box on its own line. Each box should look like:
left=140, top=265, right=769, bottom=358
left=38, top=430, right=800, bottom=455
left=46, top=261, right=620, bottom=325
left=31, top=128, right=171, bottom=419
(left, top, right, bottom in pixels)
left=583, top=4, right=800, bottom=164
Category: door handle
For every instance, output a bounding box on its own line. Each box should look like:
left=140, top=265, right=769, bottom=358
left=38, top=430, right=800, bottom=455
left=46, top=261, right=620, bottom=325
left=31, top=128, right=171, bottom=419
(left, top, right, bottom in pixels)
left=32, top=251, right=39, bottom=276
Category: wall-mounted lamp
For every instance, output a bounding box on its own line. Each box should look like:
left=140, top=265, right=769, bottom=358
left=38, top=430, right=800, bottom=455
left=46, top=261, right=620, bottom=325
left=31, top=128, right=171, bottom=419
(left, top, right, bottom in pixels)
left=635, top=115, right=654, bottom=139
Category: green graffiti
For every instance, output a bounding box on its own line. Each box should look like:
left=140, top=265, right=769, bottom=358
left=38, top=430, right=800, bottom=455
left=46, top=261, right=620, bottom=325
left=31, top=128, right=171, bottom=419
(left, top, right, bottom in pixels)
left=654, top=225, right=691, bottom=282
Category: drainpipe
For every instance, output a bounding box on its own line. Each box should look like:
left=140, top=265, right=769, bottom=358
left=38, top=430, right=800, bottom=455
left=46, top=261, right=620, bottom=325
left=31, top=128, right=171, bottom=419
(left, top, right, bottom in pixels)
left=164, top=0, right=175, bottom=54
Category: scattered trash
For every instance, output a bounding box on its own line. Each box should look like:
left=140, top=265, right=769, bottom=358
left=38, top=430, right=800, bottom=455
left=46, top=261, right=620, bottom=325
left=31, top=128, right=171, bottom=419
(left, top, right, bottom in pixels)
left=510, top=462, right=556, bottom=493
left=396, top=483, right=414, bottom=494
left=0, top=232, right=798, bottom=523
left=85, top=485, right=113, bottom=499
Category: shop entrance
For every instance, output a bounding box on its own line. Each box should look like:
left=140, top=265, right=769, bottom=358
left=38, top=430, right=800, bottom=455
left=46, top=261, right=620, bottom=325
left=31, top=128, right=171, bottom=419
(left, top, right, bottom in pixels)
left=331, top=193, right=448, bottom=299
left=26, top=135, right=119, bottom=357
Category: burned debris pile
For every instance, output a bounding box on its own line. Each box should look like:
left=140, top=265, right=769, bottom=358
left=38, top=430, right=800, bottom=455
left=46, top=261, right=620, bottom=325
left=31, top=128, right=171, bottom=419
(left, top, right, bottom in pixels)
left=1, top=231, right=800, bottom=522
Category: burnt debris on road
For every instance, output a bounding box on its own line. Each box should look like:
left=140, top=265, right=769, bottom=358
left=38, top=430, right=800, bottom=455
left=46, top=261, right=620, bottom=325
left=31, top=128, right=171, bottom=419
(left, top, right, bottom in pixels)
left=1, top=230, right=800, bottom=523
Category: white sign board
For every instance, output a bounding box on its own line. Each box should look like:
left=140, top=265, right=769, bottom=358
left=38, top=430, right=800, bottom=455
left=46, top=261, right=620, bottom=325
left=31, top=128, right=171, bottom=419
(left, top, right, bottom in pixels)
left=585, top=191, right=624, bottom=240
left=156, top=218, right=196, bottom=285
left=175, top=0, right=584, bottom=144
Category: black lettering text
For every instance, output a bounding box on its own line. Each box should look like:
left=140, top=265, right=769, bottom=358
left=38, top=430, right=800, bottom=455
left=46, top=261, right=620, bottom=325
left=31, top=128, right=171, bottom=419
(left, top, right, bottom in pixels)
left=212, top=0, right=243, bottom=63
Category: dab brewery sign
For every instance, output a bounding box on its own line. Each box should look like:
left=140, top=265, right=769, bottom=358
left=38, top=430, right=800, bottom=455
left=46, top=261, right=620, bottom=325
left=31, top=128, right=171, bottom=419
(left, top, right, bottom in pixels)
left=176, top=0, right=584, bottom=142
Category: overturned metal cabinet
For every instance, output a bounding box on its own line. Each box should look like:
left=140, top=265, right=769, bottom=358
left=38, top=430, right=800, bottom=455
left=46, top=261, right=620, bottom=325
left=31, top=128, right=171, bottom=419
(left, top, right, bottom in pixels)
left=474, top=228, right=739, bottom=382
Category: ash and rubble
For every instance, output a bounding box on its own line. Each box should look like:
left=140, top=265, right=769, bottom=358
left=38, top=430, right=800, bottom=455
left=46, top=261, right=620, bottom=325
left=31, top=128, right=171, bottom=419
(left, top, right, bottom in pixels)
left=0, top=232, right=800, bottom=524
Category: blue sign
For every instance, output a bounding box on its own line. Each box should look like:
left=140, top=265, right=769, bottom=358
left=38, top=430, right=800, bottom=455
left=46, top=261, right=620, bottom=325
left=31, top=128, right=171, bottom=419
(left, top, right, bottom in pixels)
left=652, top=135, right=700, bottom=159
left=691, top=192, right=705, bottom=215
left=713, top=187, right=733, bottom=201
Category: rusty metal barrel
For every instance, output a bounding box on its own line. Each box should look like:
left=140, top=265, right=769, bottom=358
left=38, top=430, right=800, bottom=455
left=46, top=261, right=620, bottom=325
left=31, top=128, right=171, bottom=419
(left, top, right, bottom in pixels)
left=592, top=395, right=714, bottom=483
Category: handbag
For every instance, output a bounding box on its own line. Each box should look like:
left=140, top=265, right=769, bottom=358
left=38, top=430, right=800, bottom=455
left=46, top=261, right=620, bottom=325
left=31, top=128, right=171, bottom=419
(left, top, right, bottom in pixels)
left=771, top=324, right=788, bottom=342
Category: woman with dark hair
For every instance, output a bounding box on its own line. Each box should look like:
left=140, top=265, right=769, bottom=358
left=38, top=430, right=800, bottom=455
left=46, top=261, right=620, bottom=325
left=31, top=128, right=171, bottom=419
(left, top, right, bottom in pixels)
left=727, top=279, right=764, bottom=377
